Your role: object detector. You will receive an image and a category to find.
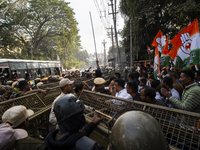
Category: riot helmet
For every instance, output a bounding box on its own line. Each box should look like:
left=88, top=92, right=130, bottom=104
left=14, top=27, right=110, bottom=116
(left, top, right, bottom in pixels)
left=110, top=111, right=167, bottom=150
left=53, top=94, right=85, bottom=125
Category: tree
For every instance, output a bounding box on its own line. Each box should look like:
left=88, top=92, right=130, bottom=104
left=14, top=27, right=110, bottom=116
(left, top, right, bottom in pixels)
left=119, top=0, right=200, bottom=60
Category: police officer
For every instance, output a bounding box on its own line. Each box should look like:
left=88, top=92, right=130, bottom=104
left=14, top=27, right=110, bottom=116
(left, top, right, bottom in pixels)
left=0, top=86, right=13, bottom=102
left=109, top=111, right=168, bottom=150
left=2, top=105, right=44, bottom=150
left=42, top=94, right=105, bottom=150
left=92, top=78, right=106, bottom=94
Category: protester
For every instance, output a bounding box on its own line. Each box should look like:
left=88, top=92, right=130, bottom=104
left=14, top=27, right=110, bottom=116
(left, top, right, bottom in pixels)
left=114, top=72, right=121, bottom=79
left=167, top=71, right=184, bottom=97
left=151, top=80, right=163, bottom=100
left=161, top=69, right=200, bottom=113
left=139, top=78, right=147, bottom=92
left=162, top=77, right=180, bottom=108
left=111, top=79, right=132, bottom=100
left=126, top=81, right=142, bottom=101
left=140, top=87, right=166, bottom=106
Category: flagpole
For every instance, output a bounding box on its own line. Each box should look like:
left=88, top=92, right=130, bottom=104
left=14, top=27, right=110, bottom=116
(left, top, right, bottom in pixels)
left=89, top=11, right=98, bottom=60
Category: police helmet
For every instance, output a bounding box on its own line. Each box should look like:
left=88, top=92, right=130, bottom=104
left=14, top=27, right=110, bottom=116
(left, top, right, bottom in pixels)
left=110, top=111, right=167, bottom=150
left=53, top=94, right=85, bottom=125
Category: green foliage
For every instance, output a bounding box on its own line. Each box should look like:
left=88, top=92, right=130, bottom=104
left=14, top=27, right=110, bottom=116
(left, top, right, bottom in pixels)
left=0, top=0, right=83, bottom=69
left=119, top=0, right=200, bottom=60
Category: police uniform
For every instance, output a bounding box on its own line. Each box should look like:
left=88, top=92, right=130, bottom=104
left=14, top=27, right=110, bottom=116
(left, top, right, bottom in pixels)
left=2, top=106, right=44, bottom=150
left=17, top=136, right=44, bottom=150
left=0, top=94, right=9, bottom=102
left=92, top=78, right=106, bottom=94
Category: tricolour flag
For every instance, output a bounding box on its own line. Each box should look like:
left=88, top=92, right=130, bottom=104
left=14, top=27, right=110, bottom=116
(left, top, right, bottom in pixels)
left=154, top=47, right=160, bottom=79
left=152, top=30, right=165, bottom=53
left=168, top=47, right=177, bottom=60
left=160, top=34, right=170, bottom=68
left=174, top=56, right=182, bottom=72
left=171, top=19, right=200, bottom=69
left=147, top=46, right=153, bottom=54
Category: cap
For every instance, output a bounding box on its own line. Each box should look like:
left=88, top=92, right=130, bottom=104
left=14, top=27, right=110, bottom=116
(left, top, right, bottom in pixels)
left=0, top=123, right=28, bottom=150
left=59, top=77, right=63, bottom=81
left=36, top=82, right=43, bottom=89
left=34, top=78, right=41, bottom=81
left=94, top=78, right=105, bottom=85
left=7, top=81, right=13, bottom=85
left=2, top=86, right=13, bottom=91
left=18, top=78, right=25, bottom=82
left=59, top=78, right=74, bottom=87
left=11, top=81, right=18, bottom=88
left=64, top=75, right=69, bottom=78
left=2, top=105, right=34, bottom=128
left=42, top=78, right=48, bottom=81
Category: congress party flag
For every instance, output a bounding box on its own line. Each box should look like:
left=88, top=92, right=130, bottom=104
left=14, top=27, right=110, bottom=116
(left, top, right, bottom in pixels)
left=152, top=30, right=166, bottom=53
left=174, top=56, right=182, bottom=72
left=147, top=46, right=153, bottom=54
left=171, top=19, right=200, bottom=69
left=154, top=47, right=160, bottom=79
left=168, top=47, right=177, bottom=60
left=160, top=34, right=170, bottom=68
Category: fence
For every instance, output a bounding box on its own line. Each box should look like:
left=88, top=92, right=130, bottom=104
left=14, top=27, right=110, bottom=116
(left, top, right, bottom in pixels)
left=79, top=90, right=200, bottom=150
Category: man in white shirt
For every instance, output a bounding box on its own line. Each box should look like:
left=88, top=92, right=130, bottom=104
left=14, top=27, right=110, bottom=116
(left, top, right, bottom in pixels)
left=163, top=77, right=180, bottom=108
left=109, top=79, right=132, bottom=105
left=49, top=78, right=74, bottom=127
left=151, top=80, right=163, bottom=100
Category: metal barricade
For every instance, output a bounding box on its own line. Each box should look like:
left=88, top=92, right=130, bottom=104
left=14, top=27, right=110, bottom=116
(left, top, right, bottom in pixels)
left=79, top=90, right=200, bottom=150
left=0, top=93, right=46, bottom=123
left=38, top=82, right=59, bottom=90
left=28, top=105, right=52, bottom=137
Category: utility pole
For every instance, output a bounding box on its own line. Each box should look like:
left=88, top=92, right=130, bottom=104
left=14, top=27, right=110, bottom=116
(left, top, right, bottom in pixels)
left=130, top=17, right=133, bottom=68
left=102, top=40, right=107, bottom=66
left=63, top=27, right=66, bottom=72
left=30, top=40, right=33, bottom=60
left=107, top=26, right=115, bottom=67
left=109, top=0, right=120, bottom=65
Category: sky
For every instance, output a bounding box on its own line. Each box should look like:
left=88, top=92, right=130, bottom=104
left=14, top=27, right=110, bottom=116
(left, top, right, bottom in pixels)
left=66, top=0, right=124, bottom=55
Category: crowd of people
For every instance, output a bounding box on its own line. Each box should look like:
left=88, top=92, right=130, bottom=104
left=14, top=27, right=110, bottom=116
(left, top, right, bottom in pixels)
left=1, top=60, right=200, bottom=150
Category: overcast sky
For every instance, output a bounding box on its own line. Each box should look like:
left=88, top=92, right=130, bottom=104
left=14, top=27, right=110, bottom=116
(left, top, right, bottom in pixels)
left=66, top=0, right=124, bottom=55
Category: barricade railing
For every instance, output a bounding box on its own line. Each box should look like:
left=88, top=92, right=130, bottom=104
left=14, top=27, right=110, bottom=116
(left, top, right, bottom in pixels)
left=79, top=90, right=200, bottom=150
left=38, top=82, right=59, bottom=90
left=0, top=93, right=46, bottom=123
left=0, top=87, right=61, bottom=124
left=28, top=105, right=52, bottom=137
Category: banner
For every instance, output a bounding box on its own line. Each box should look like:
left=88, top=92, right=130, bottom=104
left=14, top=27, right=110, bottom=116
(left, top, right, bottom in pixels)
left=160, top=35, right=170, bottom=68
left=152, top=30, right=165, bottom=53
left=171, top=19, right=200, bottom=69
left=160, top=55, right=170, bottom=69
left=154, top=47, right=160, bottom=79
left=147, top=46, right=153, bottom=54
left=168, top=47, right=177, bottom=60
left=174, top=56, right=182, bottom=72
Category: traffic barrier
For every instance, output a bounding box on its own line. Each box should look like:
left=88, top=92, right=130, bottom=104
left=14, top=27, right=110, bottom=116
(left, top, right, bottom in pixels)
left=79, top=90, right=200, bottom=150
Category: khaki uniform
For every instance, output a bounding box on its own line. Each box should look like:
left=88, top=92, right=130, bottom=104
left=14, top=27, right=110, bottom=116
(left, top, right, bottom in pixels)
left=13, top=88, right=20, bottom=94
left=17, top=136, right=44, bottom=150
left=0, top=94, right=9, bottom=102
